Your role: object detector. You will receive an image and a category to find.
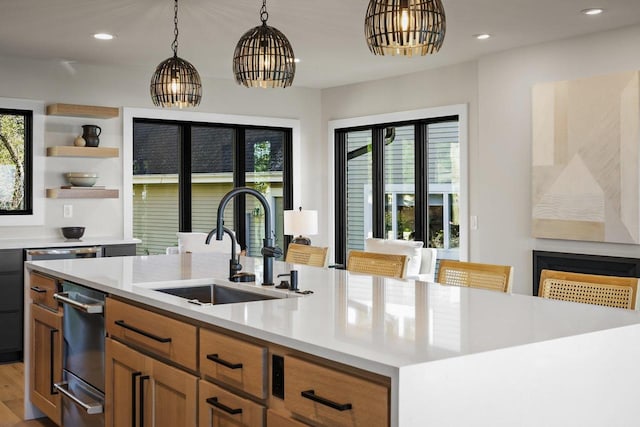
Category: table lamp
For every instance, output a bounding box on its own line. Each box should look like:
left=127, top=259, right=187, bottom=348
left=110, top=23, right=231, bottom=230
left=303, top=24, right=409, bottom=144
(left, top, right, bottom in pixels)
left=284, top=207, right=318, bottom=245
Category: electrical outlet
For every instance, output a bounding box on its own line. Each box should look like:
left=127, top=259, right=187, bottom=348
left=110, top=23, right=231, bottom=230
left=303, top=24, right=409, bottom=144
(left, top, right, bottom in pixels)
left=63, top=205, right=73, bottom=218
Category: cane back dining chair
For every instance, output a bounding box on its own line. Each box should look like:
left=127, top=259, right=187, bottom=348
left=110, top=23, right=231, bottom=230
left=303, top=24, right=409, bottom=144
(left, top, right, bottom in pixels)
left=538, top=269, right=639, bottom=310
left=346, top=250, right=408, bottom=279
left=437, top=260, right=514, bottom=293
left=285, top=243, right=329, bottom=268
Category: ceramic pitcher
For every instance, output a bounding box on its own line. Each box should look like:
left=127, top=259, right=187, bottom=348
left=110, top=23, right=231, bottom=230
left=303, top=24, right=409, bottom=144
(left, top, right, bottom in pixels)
left=82, top=124, right=101, bottom=147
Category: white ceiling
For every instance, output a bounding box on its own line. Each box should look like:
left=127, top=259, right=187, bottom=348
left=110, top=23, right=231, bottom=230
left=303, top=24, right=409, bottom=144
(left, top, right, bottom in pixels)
left=2, top=0, right=640, bottom=89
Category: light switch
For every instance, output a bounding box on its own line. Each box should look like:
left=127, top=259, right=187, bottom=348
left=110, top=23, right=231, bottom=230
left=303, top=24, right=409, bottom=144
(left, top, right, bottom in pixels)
left=470, top=215, right=478, bottom=230
left=63, top=205, right=73, bottom=218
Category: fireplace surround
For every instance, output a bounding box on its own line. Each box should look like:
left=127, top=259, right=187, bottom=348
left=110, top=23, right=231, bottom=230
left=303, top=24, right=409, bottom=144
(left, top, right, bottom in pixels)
left=532, top=250, right=640, bottom=296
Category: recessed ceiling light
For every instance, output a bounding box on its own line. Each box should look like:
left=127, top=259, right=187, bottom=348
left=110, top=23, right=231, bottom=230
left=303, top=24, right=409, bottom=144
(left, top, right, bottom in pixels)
left=581, top=8, right=604, bottom=15
left=474, top=33, right=491, bottom=40
left=93, top=33, right=114, bottom=40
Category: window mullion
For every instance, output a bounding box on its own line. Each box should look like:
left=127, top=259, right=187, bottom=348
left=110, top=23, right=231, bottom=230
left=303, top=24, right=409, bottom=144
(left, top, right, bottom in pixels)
left=334, top=130, right=347, bottom=264
left=234, top=128, right=246, bottom=249
left=414, top=123, right=428, bottom=246
left=372, top=127, right=385, bottom=239
left=179, top=125, right=192, bottom=232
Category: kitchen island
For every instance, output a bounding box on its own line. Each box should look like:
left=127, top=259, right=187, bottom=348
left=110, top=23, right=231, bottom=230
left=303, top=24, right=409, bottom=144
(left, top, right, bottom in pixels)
left=24, top=253, right=640, bottom=426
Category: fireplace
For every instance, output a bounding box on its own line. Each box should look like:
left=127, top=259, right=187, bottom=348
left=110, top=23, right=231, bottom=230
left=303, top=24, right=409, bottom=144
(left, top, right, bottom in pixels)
left=532, top=251, right=640, bottom=296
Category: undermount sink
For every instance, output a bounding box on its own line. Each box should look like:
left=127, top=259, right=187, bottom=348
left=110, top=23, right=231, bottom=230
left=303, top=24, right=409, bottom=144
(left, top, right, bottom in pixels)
left=154, top=284, right=277, bottom=305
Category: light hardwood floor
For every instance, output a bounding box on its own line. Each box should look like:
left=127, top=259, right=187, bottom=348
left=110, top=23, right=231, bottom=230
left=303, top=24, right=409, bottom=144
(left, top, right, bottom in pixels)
left=0, top=363, right=56, bottom=427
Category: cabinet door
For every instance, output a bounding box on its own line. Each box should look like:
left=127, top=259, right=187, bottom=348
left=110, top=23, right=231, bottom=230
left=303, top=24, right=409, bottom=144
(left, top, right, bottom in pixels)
left=105, top=338, right=146, bottom=427
left=199, top=380, right=265, bottom=427
left=30, top=303, right=62, bottom=426
left=284, top=356, right=389, bottom=427
left=150, top=357, right=198, bottom=427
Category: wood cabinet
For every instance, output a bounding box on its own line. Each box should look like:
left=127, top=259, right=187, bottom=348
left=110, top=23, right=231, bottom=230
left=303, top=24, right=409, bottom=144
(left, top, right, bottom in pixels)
left=284, top=356, right=389, bottom=427
left=199, top=380, right=265, bottom=427
left=106, top=298, right=197, bottom=371
left=29, top=272, right=60, bottom=311
left=199, top=328, right=267, bottom=399
left=100, top=297, right=389, bottom=427
left=267, top=409, right=310, bottom=427
left=105, top=338, right=197, bottom=427
left=30, top=303, right=63, bottom=426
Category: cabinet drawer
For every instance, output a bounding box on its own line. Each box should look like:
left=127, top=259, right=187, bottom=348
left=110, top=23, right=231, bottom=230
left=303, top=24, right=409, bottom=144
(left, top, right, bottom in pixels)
left=106, top=298, right=197, bottom=371
left=199, top=380, right=264, bottom=427
left=284, top=356, right=389, bottom=427
left=200, top=328, right=267, bottom=399
left=30, top=272, right=60, bottom=311
left=267, top=409, right=310, bottom=427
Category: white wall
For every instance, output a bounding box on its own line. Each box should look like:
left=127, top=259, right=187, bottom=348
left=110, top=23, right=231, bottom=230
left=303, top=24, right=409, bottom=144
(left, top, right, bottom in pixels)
left=320, top=24, right=640, bottom=295
left=477, top=24, right=640, bottom=294
left=0, top=56, right=321, bottom=240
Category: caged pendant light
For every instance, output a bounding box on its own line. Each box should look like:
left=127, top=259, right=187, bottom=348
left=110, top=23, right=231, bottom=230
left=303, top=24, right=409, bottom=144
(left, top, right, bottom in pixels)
left=365, top=0, right=446, bottom=57
left=233, top=0, right=295, bottom=89
left=150, top=0, right=202, bottom=108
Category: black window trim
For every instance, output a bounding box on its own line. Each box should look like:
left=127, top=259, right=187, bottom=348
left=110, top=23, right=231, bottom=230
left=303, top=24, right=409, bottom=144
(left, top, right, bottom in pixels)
left=133, top=117, right=293, bottom=250
left=334, top=115, right=458, bottom=264
left=0, top=108, right=33, bottom=216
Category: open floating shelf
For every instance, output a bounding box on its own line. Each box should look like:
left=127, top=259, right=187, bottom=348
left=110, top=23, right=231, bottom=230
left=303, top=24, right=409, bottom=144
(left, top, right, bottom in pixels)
left=46, top=103, right=119, bottom=119
left=46, top=188, right=119, bottom=199
left=46, top=146, right=119, bottom=158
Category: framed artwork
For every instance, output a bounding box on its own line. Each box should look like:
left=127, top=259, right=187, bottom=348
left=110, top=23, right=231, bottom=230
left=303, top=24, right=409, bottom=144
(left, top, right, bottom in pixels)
left=532, top=71, right=640, bottom=244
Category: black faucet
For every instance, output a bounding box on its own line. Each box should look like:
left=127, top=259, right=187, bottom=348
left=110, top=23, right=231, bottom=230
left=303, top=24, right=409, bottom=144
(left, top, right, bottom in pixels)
left=205, top=226, right=243, bottom=281
left=215, top=187, right=282, bottom=286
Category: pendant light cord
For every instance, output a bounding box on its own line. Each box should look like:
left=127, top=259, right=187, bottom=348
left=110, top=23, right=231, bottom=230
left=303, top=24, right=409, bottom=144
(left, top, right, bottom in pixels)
left=172, top=0, right=179, bottom=57
left=260, top=0, right=269, bottom=23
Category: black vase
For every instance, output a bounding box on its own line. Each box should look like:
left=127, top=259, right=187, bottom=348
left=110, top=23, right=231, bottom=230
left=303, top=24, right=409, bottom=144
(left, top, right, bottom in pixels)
left=82, top=125, right=102, bottom=147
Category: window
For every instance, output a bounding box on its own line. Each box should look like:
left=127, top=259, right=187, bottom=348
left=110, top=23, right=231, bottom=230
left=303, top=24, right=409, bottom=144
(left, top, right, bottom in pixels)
left=334, top=115, right=461, bottom=264
left=0, top=109, right=32, bottom=215
left=133, top=119, right=292, bottom=255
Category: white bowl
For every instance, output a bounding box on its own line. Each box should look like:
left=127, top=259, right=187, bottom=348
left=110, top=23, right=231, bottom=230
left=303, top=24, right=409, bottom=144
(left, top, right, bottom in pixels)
left=66, top=172, right=98, bottom=187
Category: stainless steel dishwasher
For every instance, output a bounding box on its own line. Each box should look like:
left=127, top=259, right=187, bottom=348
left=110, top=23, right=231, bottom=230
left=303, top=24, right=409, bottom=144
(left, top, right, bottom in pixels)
left=25, top=246, right=103, bottom=261
left=53, top=281, right=106, bottom=427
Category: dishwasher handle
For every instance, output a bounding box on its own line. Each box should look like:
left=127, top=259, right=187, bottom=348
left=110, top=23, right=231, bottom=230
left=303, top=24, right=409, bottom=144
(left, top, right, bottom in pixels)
left=54, top=292, right=104, bottom=314
left=26, top=246, right=102, bottom=258
left=54, top=382, right=103, bottom=415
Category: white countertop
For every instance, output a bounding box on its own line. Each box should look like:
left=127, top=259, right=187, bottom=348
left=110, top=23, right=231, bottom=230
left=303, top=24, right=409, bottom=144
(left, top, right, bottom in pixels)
left=0, top=236, right=140, bottom=250
left=25, top=253, right=640, bottom=378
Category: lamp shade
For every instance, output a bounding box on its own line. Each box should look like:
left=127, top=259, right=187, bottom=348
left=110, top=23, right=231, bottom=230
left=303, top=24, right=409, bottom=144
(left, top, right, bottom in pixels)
left=364, top=0, right=446, bottom=57
left=284, top=209, right=318, bottom=237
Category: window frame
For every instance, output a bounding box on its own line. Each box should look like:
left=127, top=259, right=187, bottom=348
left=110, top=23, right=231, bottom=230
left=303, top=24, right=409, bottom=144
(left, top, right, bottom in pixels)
left=126, top=109, right=297, bottom=251
left=0, top=108, right=33, bottom=215
left=0, top=98, right=44, bottom=227
left=328, top=105, right=468, bottom=265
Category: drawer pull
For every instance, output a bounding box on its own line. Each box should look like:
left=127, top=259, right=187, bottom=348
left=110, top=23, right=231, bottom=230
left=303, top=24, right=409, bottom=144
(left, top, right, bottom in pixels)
left=301, top=389, right=353, bottom=411
left=206, top=397, right=243, bottom=415
left=206, top=353, right=243, bottom=370
left=131, top=372, right=142, bottom=427
left=31, top=286, right=47, bottom=293
left=114, top=320, right=172, bottom=343
left=50, top=329, right=58, bottom=395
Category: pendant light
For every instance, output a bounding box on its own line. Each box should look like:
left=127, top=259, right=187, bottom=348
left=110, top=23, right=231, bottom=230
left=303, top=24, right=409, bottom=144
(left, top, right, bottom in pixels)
left=150, top=0, right=202, bottom=108
left=365, top=0, right=446, bottom=57
left=233, top=0, right=295, bottom=89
